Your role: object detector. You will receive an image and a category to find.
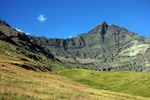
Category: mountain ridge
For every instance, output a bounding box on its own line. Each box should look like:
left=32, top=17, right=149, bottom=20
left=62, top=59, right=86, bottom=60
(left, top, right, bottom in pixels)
left=0, top=20, right=150, bottom=72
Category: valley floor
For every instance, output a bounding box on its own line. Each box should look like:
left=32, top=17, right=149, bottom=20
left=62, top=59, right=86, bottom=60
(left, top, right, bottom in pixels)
left=0, top=54, right=150, bottom=100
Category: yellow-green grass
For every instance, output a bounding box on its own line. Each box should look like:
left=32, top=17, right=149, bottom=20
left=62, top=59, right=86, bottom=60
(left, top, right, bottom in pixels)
left=0, top=55, right=149, bottom=100
left=0, top=40, right=69, bottom=71
left=59, top=69, right=150, bottom=98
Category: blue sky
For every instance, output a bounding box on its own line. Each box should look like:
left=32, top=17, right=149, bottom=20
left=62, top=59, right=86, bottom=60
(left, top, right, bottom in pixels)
left=0, top=0, right=150, bottom=38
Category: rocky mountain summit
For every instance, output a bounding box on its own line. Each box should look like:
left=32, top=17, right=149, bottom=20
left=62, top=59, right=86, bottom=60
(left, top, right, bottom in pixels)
left=0, top=20, right=150, bottom=72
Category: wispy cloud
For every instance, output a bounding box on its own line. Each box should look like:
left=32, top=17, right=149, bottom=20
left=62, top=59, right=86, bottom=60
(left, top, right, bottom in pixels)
left=15, top=27, right=23, bottom=32
left=68, top=35, right=72, bottom=38
left=37, top=14, right=47, bottom=22
left=15, top=27, right=30, bottom=35
left=26, top=32, right=30, bottom=35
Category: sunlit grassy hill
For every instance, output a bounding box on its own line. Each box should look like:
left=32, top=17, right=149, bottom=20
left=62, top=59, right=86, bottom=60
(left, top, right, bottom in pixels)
left=59, top=69, right=150, bottom=98
left=0, top=54, right=149, bottom=100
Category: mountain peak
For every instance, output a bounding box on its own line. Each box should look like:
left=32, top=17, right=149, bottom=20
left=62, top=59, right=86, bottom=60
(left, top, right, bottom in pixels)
left=0, top=20, right=11, bottom=27
left=100, top=21, right=107, bottom=26
left=0, top=20, right=150, bottom=72
left=100, top=21, right=108, bottom=30
left=88, top=21, right=108, bottom=35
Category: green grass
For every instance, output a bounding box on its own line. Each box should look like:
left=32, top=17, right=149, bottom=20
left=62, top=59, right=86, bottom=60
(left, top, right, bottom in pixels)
left=0, top=36, right=150, bottom=99
left=1, top=55, right=149, bottom=100
left=0, top=40, right=70, bottom=71
left=59, top=69, right=150, bottom=98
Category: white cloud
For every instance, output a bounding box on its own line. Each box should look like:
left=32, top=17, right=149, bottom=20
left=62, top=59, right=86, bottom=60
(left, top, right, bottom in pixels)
left=37, top=14, right=47, bottom=22
left=15, top=27, right=30, bottom=35
left=15, top=27, right=23, bottom=32
left=26, top=32, right=30, bottom=35
left=68, top=35, right=72, bottom=38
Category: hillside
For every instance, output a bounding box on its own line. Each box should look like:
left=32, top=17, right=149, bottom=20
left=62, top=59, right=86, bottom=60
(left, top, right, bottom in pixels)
left=0, top=20, right=69, bottom=71
left=1, top=20, right=150, bottom=72
left=0, top=20, right=150, bottom=99
left=59, top=69, right=150, bottom=98
left=0, top=54, right=149, bottom=100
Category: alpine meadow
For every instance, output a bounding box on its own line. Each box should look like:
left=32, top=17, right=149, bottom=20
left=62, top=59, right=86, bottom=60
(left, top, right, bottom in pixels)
left=1, top=0, right=150, bottom=100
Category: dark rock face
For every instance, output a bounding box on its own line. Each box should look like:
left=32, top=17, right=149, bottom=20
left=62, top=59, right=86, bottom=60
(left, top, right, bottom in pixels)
left=34, top=22, right=109, bottom=58
left=0, top=20, right=150, bottom=72
left=0, top=22, right=55, bottom=61
left=0, top=20, right=11, bottom=27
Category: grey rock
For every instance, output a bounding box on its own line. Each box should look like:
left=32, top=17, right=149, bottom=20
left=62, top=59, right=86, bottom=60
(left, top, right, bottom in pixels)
left=1, top=20, right=150, bottom=72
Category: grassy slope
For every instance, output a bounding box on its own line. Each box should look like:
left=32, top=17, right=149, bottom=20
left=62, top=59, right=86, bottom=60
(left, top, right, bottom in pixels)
left=59, top=69, right=150, bottom=98
left=0, top=55, right=149, bottom=100
left=0, top=40, right=69, bottom=71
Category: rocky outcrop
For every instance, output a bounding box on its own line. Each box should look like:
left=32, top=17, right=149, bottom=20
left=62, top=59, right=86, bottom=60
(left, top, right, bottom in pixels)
left=33, top=21, right=150, bottom=72
left=0, top=21, right=55, bottom=61
left=0, top=20, right=150, bottom=72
